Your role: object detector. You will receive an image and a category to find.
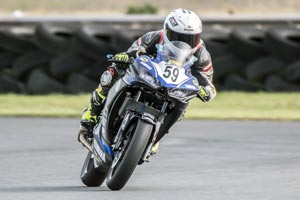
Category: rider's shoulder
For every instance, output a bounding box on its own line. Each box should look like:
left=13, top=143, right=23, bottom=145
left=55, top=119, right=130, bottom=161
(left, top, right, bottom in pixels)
left=194, top=40, right=211, bottom=62
left=197, top=39, right=210, bottom=53
left=141, top=30, right=162, bottom=44
left=142, top=30, right=162, bottom=38
left=199, top=39, right=207, bottom=48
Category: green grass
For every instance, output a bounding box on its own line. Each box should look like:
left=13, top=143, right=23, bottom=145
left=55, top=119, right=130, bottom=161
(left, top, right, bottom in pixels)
left=0, top=94, right=90, bottom=118
left=186, top=92, right=300, bottom=120
left=0, top=92, right=300, bottom=120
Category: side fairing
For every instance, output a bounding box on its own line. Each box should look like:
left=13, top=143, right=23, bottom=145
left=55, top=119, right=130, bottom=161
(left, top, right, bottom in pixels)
left=98, top=79, right=128, bottom=145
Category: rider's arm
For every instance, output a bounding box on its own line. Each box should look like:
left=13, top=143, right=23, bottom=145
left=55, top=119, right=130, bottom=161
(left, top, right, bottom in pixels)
left=191, top=40, right=217, bottom=102
left=110, top=31, right=161, bottom=69
left=126, top=31, right=162, bottom=57
left=192, top=40, right=214, bottom=84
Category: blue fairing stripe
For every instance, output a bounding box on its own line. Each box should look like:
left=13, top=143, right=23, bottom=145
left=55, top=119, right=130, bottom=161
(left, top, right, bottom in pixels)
left=95, top=134, right=114, bottom=157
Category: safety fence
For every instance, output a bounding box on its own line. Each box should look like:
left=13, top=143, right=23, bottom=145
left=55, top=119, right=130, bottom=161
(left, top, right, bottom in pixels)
left=0, top=16, right=300, bottom=94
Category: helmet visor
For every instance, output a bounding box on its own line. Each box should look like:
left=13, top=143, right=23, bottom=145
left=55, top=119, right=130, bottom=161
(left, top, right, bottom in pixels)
left=165, top=25, right=201, bottom=48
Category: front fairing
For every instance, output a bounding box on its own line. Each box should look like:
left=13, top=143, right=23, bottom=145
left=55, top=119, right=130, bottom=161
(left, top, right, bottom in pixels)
left=136, top=55, right=199, bottom=91
left=92, top=78, right=128, bottom=165
left=123, top=42, right=200, bottom=102
left=122, top=57, right=199, bottom=103
left=143, top=41, right=198, bottom=89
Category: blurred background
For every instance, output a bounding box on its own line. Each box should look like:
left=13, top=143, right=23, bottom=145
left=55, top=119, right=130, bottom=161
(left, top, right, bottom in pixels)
left=0, top=0, right=300, bottom=95
left=0, top=0, right=300, bottom=16
left=1, top=2, right=300, bottom=196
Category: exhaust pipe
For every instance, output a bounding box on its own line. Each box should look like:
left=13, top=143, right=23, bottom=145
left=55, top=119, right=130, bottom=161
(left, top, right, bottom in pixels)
left=79, top=133, right=93, bottom=153
left=79, top=133, right=103, bottom=165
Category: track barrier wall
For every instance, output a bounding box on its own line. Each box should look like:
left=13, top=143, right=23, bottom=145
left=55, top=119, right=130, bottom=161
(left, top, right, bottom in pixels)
left=0, top=16, right=300, bottom=94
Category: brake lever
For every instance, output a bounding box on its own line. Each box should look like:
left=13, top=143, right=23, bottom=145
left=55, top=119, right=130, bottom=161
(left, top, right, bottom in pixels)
left=136, top=46, right=146, bottom=58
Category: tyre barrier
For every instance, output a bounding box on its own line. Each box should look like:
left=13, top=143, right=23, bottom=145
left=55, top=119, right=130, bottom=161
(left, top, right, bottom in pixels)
left=33, top=24, right=75, bottom=55
left=12, top=50, right=52, bottom=80
left=245, top=57, right=284, bottom=82
left=27, top=69, right=70, bottom=94
left=228, top=28, right=267, bottom=62
left=0, top=24, right=299, bottom=94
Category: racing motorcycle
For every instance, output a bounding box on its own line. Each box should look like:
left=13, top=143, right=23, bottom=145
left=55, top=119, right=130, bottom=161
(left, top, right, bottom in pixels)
left=79, top=40, right=200, bottom=190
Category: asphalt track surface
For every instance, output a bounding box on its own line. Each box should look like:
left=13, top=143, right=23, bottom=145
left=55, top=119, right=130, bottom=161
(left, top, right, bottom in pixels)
left=0, top=118, right=300, bottom=200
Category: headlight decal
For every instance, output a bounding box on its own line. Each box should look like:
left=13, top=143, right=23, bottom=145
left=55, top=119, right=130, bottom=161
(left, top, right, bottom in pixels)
left=168, top=88, right=197, bottom=102
left=138, top=65, right=161, bottom=88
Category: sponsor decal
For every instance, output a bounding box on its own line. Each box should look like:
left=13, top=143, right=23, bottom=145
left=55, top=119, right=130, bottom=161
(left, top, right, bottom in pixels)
left=184, top=28, right=194, bottom=32
left=185, top=84, right=196, bottom=90
left=141, top=57, right=148, bottom=62
left=168, top=59, right=180, bottom=66
left=192, top=79, right=199, bottom=86
left=141, top=62, right=152, bottom=70
left=169, top=17, right=178, bottom=26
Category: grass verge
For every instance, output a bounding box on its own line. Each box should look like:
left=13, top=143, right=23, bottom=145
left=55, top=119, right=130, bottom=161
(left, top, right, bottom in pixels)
left=0, top=92, right=299, bottom=120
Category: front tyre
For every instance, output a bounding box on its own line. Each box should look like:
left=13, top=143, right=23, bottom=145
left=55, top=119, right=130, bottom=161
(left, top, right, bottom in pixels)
left=80, top=151, right=108, bottom=187
left=106, top=119, right=153, bottom=190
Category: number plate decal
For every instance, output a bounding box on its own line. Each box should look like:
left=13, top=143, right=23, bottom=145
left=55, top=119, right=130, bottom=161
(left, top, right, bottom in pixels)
left=158, top=64, right=187, bottom=85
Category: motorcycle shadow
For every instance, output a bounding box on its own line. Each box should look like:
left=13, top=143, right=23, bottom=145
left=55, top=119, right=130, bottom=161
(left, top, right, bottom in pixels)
left=0, top=185, right=110, bottom=193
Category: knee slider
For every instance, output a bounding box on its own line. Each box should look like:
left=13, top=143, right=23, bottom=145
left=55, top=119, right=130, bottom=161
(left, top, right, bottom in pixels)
left=91, top=90, right=104, bottom=106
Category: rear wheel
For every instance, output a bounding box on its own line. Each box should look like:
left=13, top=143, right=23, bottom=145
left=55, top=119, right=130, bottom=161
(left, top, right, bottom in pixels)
left=106, top=119, right=153, bottom=190
left=80, top=151, right=108, bottom=187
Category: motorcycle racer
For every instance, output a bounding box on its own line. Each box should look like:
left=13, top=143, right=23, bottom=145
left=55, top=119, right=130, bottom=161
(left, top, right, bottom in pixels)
left=78, top=8, right=217, bottom=152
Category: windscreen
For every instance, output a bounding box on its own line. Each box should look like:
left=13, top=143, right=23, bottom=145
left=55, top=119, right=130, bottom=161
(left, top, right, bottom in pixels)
left=159, top=40, right=194, bottom=67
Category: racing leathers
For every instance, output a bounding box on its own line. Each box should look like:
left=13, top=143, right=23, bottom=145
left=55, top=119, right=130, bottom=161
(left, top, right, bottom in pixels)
left=79, top=30, right=216, bottom=143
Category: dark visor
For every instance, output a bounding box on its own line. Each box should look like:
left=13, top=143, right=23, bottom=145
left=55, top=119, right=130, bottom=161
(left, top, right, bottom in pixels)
left=165, top=25, right=201, bottom=48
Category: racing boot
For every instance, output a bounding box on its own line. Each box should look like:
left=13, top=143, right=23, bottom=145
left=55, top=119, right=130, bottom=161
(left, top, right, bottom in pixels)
left=77, top=60, right=128, bottom=144
left=78, top=86, right=106, bottom=143
left=150, top=142, right=160, bottom=155
left=150, top=103, right=188, bottom=154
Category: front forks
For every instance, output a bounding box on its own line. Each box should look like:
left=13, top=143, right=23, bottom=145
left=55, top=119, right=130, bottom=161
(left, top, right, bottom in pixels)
left=112, top=111, right=134, bottom=150
left=112, top=89, right=169, bottom=164
left=140, top=101, right=168, bottom=163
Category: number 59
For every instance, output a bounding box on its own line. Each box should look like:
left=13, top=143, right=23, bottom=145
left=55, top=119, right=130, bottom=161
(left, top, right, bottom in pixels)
left=163, top=66, right=179, bottom=82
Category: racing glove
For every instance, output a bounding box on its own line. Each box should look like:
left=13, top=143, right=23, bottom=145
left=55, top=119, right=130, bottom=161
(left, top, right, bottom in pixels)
left=113, top=52, right=130, bottom=63
left=108, top=52, right=130, bottom=69
left=198, top=84, right=217, bottom=102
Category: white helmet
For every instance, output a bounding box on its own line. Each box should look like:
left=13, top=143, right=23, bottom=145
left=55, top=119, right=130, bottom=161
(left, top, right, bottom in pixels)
left=164, top=8, right=202, bottom=49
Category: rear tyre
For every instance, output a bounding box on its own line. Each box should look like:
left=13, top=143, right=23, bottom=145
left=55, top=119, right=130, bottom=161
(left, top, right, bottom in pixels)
left=106, top=119, right=153, bottom=190
left=80, top=152, right=108, bottom=187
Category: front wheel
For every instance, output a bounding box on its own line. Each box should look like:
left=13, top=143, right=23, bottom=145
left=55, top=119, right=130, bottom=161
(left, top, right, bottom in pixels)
left=106, top=119, right=153, bottom=190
